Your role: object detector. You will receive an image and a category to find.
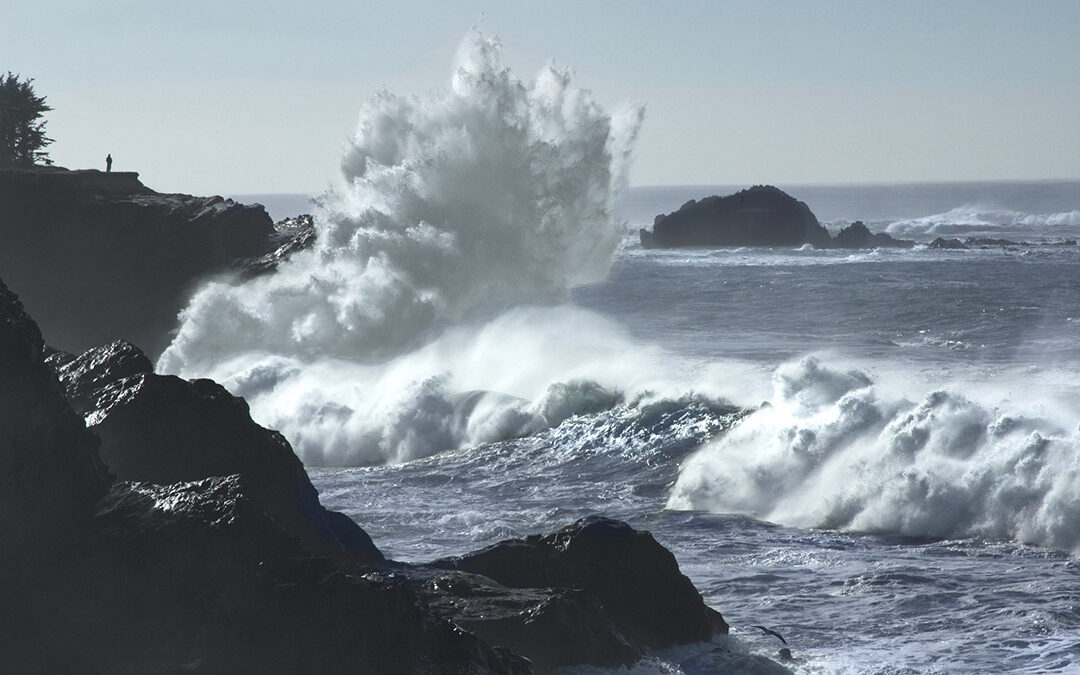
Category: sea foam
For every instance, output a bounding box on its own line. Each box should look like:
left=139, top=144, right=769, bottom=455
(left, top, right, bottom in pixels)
left=668, top=356, right=1080, bottom=551
left=158, top=32, right=645, bottom=465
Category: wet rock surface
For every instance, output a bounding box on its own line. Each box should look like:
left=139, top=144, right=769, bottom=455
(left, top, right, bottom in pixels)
left=48, top=338, right=382, bottom=560
left=242, top=213, right=317, bottom=279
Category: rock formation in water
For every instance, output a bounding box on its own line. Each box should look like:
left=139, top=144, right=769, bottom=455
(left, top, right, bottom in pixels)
left=639, top=186, right=918, bottom=250
left=0, top=276, right=731, bottom=673
left=0, top=166, right=282, bottom=357
left=928, top=236, right=968, bottom=249
left=425, top=516, right=728, bottom=671
left=831, top=220, right=914, bottom=249
left=640, top=185, right=831, bottom=248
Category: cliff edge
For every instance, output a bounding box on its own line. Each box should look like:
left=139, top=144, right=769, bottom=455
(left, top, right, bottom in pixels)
left=0, top=166, right=277, bottom=358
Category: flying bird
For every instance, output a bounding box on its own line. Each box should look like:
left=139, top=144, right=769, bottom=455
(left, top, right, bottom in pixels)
left=751, top=625, right=788, bottom=645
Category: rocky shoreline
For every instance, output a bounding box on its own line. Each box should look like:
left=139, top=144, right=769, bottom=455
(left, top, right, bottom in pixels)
left=0, top=276, right=739, bottom=672
left=0, top=168, right=797, bottom=672
left=0, top=275, right=742, bottom=672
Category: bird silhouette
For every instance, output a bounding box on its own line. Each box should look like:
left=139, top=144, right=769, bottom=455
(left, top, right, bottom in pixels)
left=751, top=625, right=788, bottom=645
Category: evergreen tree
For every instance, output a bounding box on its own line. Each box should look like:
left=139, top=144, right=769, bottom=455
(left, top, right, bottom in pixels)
left=0, top=72, right=53, bottom=168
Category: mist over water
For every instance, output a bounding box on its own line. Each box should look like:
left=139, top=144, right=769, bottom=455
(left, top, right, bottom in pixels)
left=159, top=32, right=646, bottom=465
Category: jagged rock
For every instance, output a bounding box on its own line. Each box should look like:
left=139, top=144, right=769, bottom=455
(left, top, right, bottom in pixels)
left=831, top=221, right=915, bottom=249
left=640, top=185, right=830, bottom=248
left=49, top=339, right=381, bottom=561
left=432, top=516, right=728, bottom=653
left=929, top=237, right=968, bottom=249
left=0, top=166, right=278, bottom=357
left=0, top=278, right=111, bottom=581
left=14, top=475, right=529, bottom=674
left=242, top=213, right=317, bottom=279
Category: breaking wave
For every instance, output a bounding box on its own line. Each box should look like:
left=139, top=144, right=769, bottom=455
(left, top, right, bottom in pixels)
left=668, top=357, right=1080, bottom=551
left=884, top=204, right=1080, bottom=240
left=158, top=32, right=645, bottom=465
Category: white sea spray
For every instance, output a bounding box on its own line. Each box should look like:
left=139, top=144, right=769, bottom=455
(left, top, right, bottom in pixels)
left=158, top=32, right=649, bottom=465
left=668, top=356, right=1080, bottom=551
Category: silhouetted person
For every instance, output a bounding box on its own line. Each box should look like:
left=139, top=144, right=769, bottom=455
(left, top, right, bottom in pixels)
left=106, top=154, right=112, bottom=172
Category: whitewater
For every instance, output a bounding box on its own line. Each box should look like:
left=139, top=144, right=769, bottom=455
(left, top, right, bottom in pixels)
left=163, top=33, right=1080, bottom=673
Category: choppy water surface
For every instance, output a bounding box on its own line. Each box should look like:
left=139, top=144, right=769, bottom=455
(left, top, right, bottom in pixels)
left=312, top=229, right=1080, bottom=673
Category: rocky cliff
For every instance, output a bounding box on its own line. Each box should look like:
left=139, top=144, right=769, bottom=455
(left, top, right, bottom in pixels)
left=0, top=167, right=279, bottom=358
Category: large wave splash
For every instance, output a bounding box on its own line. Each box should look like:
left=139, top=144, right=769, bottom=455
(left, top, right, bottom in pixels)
left=668, top=357, right=1080, bottom=551
left=158, top=32, right=645, bottom=465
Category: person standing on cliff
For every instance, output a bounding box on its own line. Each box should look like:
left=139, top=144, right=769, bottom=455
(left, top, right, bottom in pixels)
left=106, top=154, right=112, bottom=172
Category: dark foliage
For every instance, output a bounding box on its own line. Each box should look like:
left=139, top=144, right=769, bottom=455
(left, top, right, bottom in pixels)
left=0, top=72, right=53, bottom=168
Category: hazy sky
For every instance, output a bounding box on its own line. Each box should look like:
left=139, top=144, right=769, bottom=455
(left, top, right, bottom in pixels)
left=5, top=0, right=1079, bottom=194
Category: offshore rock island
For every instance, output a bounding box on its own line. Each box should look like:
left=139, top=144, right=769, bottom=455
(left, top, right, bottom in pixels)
left=0, top=171, right=746, bottom=673
left=640, top=184, right=914, bottom=249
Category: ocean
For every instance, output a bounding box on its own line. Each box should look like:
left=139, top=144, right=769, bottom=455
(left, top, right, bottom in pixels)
left=186, top=34, right=1080, bottom=673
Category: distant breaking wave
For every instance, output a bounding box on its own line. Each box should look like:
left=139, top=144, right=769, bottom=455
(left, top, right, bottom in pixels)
left=884, top=204, right=1080, bottom=239
left=158, top=32, right=646, bottom=465
left=668, top=357, right=1080, bottom=551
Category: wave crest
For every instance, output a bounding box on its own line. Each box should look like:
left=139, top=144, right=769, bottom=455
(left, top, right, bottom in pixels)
left=668, top=357, right=1080, bottom=551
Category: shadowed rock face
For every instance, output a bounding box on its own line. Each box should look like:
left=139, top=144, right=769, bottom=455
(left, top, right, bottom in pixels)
left=47, top=339, right=382, bottom=562
left=0, top=279, right=111, bottom=581
left=420, top=570, right=642, bottom=672
left=641, top=185, right=830, bottom=248
left=428, top=515, right=728, bottom=669
left=0, top=167, right=277, bottom=358
left=22, top=475, right=528, bottom=674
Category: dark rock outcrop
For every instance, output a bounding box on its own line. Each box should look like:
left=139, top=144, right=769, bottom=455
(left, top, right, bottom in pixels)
left=0, top=166, right=277, bottom=357
left=17, top=474, right=528, bottom=674
left=426, top=516, right=728, bottom=670
left=47, top=339, right=381, bottom=561
left=242, top=213, right=317, bottom=279
left=639, top=187, right=923, bottom=250
left=0, top=279, right=112, bottom=583
left=929, top=237, right=968, bottom=249
left=640, top=185, right=830, bottom=248
left=420, top=571, right=641, bottom=672
left=831, top=221, right=915, bottom=249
